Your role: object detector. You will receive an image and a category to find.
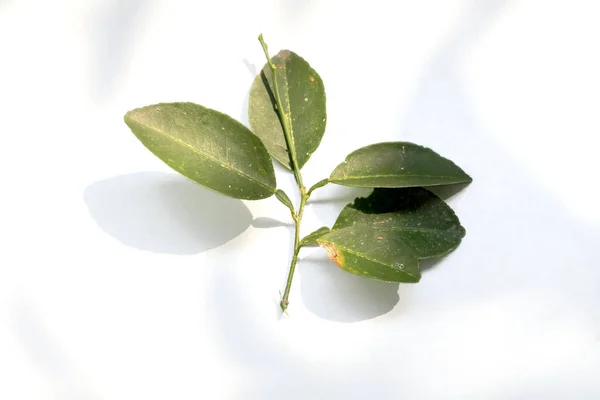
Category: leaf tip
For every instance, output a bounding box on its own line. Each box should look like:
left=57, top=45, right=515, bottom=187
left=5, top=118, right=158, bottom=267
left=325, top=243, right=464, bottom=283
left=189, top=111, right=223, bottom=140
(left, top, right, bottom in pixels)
left=277, top=49, right=293, bottom=60
left=123, top=109, right=134, bottom=123
left=409, top=271, right=422, bottom=283
left=123, top=109, right=141, bottom=133
left=123, top=106, right=146, bottom=127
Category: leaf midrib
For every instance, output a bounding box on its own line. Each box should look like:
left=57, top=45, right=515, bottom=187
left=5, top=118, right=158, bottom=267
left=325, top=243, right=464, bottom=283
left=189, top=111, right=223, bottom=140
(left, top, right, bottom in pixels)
left=326, top=223, right=462, bottom=265
left=340, top=223, right=463, bottom=234
left=326, top=241, right=419, bottom=280
left=332, top=173, right=467, bottom=180
left=282, top=62, right=298, bottom=167
left=129, top=117, right=273, bottom=192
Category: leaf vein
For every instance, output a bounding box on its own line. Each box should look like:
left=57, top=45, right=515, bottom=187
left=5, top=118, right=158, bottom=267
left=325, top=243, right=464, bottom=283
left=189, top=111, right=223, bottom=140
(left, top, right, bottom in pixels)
left=333, top=173, right=465, bottom=180
left=324, top=241, right=419, bottom=280
left=140, top=122, right=273, bottom=192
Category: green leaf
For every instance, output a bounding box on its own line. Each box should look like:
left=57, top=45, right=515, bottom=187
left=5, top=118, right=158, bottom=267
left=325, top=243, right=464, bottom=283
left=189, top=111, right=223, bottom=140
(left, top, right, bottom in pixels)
left=333, top=188, right=466, bottom=258
left=275, top=189, right=294, bottom=213
left=329, top=142, right=472, bottom=188
left=299, top=226, right=331, bottom=247
left=316, top=188, right=466, bottom=282
left=317, top=227, right=421, bottom=282
left=307, top=178, right=329, bottom=195
left=124, top=102, right=276, bottom=200
left=249, top=50, right=326, bottom=170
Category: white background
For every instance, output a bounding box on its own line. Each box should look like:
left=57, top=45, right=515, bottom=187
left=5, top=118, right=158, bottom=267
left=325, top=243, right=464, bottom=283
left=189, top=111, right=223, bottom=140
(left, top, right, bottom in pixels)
left=1, top=0, right=599, bottom=398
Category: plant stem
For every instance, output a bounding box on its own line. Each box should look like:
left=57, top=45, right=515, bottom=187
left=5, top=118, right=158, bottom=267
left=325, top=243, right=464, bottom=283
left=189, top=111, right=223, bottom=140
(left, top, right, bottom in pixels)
left=280, top=187, right=308, bottom=312
left=258, top=34, right=303, bottom=188
left=259, top=34, right=311, bottom=313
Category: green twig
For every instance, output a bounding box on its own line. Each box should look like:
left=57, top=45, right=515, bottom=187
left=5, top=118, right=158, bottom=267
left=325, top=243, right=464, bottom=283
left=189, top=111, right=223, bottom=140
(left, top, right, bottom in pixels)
left=280, top=187, right=308, bottom=312
left=259, top=34, right=313, bottom=313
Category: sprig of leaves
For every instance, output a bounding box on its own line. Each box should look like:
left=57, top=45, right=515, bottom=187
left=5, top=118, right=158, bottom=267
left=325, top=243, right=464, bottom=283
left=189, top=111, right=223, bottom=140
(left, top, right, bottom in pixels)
left=123, top=34, right=472, bottom=314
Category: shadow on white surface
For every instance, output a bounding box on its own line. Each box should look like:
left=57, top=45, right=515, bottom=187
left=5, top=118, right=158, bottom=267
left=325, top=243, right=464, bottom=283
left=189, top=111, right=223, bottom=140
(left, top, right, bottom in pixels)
left=251, top=217, right=293, bottom=229
left=205, top=243, right=403, bottom=399
left=297, top=250, right=453, bottom=323
left=299, top=253, right=401, bottom=322
left=84, top=172, right=253, bottom=254
left=205, top=246, right=329, bottom=399
left=13, top=302, right=99, bottom=400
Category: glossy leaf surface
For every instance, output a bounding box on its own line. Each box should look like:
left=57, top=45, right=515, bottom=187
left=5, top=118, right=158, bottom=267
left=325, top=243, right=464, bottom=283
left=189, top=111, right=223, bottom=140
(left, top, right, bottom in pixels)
left=317, top=188, right=466, bottom=282
left=333, top=188, right=465, bottom=258
left=317, top=226, right=421, bottom=282
left=124, top=102, right=276, bottom=200
left=249, top=50, right=326, bottom=170
left=329, top=142, right=472, bottom=188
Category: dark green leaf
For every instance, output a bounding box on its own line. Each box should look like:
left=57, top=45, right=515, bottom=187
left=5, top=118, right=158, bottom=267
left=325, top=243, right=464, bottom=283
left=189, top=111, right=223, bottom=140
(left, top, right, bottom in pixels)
left=249, top=50, right=326, bottom=170
left=299, top=226, right=330, bottom=247
left=316, top=188, right=466, bottom=282
left=329, top=142, right=472, bottom=188
left=317, top=226, right=421, bottom=282
left=124, top=102, right=276, bottom=200
left=333, top=188, right=465, bottom=258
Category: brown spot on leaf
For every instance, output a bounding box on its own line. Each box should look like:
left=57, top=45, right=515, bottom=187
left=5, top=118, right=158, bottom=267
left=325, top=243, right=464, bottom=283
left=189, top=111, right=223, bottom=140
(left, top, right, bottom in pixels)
left=309, top=76, right=315, bottom=83
left=278, top=50, right=292, bottom=60
left=377, top=235, right=383, bottom=240
left=321, top=242, right=344, bottom=267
